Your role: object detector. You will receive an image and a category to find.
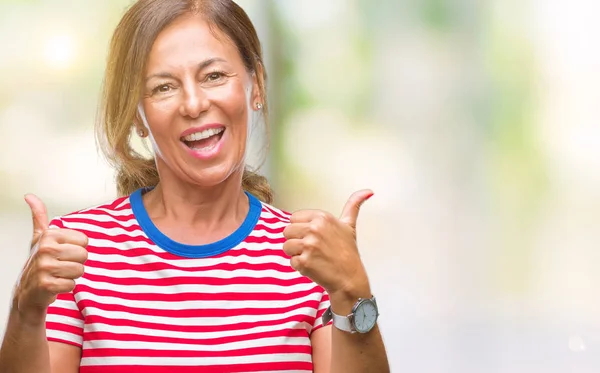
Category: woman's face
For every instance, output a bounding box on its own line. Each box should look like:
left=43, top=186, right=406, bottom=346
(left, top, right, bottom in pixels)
left=139, top=14, right=260, bottom=188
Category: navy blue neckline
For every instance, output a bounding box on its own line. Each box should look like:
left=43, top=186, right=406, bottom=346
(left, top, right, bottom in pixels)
left=130, top=188, right=262, bottom=258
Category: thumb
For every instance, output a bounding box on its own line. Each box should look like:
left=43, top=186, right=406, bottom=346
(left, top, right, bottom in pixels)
left=339, top=189, right=374, bottom=228
left=24, top=193, right=49, bottom=243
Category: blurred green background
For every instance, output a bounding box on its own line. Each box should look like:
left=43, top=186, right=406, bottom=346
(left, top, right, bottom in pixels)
left=1, top=0, right=600, bottom=371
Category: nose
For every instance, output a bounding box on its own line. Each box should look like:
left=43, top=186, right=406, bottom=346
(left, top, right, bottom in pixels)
left=179, top=80, right=210, bottom=118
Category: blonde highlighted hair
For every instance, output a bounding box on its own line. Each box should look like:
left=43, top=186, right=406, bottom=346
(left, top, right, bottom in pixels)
left=96, top=0, right=273, bottom=203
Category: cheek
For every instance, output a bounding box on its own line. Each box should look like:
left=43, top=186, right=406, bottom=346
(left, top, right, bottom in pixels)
left=144, top=104, right=182, bottom=156
left=213, top=81, right=250, bottom=120
left=143, top=102, right=175, bottom=134
left=139, top=101, right=177, bottom=159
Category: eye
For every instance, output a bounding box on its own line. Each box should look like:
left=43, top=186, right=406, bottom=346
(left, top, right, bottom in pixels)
left=206, top=71, right=226, bottom=82
left=151, top=84, right=173, bottom=95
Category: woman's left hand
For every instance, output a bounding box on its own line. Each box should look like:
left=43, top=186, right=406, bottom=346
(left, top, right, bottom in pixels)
left=282, top=189, right=374, bottom=301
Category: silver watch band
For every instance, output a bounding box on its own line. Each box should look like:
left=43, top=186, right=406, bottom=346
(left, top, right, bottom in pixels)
left=329, top=308, right=353, bottom=332
left=321, top=296, right=378, bottom=333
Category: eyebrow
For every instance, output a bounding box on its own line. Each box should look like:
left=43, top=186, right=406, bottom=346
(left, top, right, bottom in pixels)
left=144, top=57, right=227, bottom=82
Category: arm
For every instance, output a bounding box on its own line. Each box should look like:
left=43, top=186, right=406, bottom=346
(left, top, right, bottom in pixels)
left=49, top=342, right=81, bottom=373
left=311, top=292, right=389, bottom=373
left=0, top=194, right=86, bottom=373
left=311, top=325, right=332, bottom=373
left=328, top=290, right=389, bottom=373
left=0, top=304, right=50, bottom=373
left=0, top=306, right=80, bottom=373
left=284, top=190, right=391, bottom=373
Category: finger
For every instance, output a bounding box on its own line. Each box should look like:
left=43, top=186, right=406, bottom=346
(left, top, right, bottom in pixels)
left=48, top=229, right=89, bottom=248
left=283, top=223, right=311, bottom=240
left=339, top=189, right=374, bottom=228
left=290, top=252, right=308, bottom=273
left=43, top=277, right=76, bottom=295
left=24, top=194, right=49, bottom=243
left=51, top=261, right=85, bottom=280
left=282, top=239, right=304, bottom=257
left=54, top=244, right=88, bottom=264
left=290, top=209, right=323, bottom=224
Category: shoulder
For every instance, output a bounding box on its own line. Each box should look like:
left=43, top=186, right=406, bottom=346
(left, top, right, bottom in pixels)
left=256, top=199, right=292, bottom=225
left=49, top=194, right=133, bottom=229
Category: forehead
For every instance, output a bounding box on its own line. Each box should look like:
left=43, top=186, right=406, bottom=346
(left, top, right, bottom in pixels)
left=147, top=14, right=240, bottom=71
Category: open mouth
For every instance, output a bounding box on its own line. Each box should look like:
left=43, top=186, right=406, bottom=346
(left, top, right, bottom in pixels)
left=181, top=127, right=225, bottom=151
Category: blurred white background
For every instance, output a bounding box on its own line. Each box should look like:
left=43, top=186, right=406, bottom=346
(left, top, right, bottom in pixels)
left=1, top=0, right=600, bottom=372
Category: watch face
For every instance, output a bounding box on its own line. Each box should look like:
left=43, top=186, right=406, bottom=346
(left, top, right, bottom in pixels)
left=353, top=300, right=378, bottom=333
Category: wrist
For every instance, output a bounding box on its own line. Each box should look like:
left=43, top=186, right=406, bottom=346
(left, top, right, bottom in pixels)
left=12, top=297, right=47, bottom=328
left=328, top=279, right=372, bottom=315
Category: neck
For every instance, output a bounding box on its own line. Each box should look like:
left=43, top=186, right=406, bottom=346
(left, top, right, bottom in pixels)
left=142, top=165, right=249, bottom=245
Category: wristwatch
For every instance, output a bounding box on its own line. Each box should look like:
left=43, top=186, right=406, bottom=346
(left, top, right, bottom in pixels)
left=322, top=296, right=379, bottom=334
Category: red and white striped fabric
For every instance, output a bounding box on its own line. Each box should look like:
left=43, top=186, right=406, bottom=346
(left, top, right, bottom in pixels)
left=45, top=188, right=331, bottom=373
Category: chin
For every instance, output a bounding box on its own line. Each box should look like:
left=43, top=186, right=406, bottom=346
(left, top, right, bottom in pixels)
left=183, top=162, right=243, bottom=188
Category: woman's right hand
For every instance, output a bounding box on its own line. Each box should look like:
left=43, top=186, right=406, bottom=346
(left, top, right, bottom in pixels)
left=14, top=194, right=88, bottom=324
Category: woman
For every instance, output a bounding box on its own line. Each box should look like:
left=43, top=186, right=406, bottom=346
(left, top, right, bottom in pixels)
left=0, top=0, right=389, bottom=372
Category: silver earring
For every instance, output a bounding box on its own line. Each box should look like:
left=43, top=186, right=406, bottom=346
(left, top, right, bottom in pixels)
left=137, top=128, right=145, bottom=137
left=256, top=103, right=263, bottom=110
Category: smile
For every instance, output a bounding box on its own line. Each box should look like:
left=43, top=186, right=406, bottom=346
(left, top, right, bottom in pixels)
left=180, top=125, right=226, bottom=160
left=181, top=127, right=225, bottom=151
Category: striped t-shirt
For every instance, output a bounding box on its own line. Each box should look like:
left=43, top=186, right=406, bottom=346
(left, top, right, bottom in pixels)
left=45, top=188, right=331, bottom=373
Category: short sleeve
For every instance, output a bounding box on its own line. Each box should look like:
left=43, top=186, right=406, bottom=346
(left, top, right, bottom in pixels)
left=46, top=292, right=84, bottom=348
left=45, top=218, right=84, bottom=348
left=311, top=288, right=332, bottom=334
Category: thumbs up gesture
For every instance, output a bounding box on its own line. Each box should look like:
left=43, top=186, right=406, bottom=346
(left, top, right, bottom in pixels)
left=14, top=194, right=88, bottom=322
left=282, top=190, right=373, bottom=297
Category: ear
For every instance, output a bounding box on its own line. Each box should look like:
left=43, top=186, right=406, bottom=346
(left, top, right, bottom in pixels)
left=132, top=116, right=143, bottom=136
left=251, top=62, right=264, bottom=108
left=133, top=104, right=148, bottom=137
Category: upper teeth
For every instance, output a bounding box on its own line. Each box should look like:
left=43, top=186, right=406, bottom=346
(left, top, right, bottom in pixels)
left=183, top=128, right=224, bottom=141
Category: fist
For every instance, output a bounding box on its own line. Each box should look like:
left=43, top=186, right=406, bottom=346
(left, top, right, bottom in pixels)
left=282, top=189, right=373, bottom=296
left=14, top=194, right=88, bottom=320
